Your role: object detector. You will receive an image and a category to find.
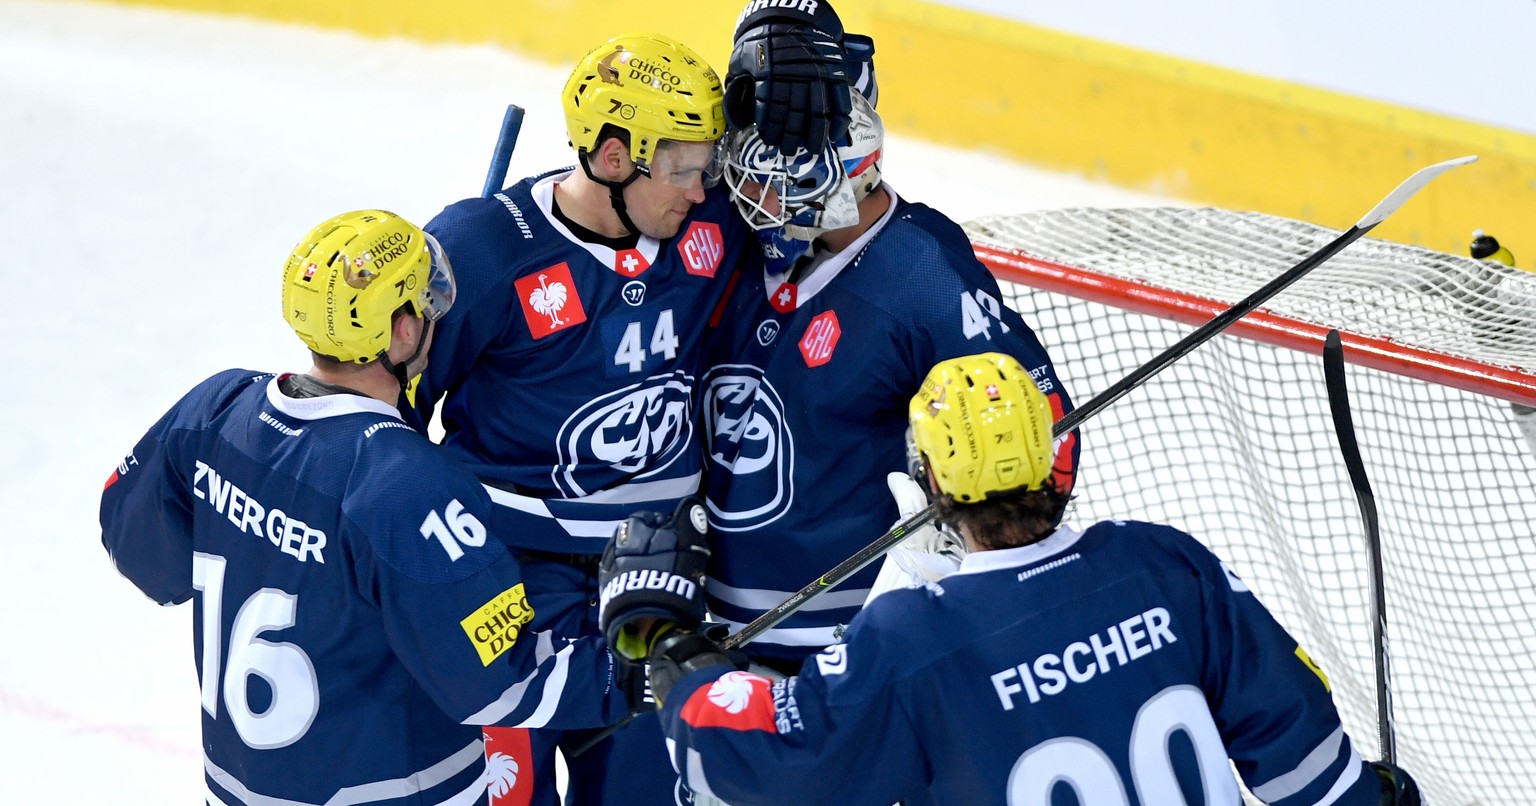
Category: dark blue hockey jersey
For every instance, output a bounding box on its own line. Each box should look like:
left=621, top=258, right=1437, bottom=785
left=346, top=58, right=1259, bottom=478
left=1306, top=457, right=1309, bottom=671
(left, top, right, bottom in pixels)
left=700, top=187, right=1078, bottom=661
left=100, top=371, right=630, bottom=805
left=414, top=171, right=750, bottom=553
left=659, top=521, right=1380, bottom=805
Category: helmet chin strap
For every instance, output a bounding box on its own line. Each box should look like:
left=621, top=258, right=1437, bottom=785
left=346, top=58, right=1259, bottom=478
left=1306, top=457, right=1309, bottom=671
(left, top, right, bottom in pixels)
left=379, top=317, right=431, bottom=394
left=578, top=151, right=643, bottom=236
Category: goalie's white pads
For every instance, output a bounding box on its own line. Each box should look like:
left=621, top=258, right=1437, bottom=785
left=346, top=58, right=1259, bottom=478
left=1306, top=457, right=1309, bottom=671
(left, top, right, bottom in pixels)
left=864, top=473, right=966, bottom=605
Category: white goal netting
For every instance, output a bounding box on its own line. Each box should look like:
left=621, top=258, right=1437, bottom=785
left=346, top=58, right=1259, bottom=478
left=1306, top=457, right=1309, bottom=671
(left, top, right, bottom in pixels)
left=965, top=208, right=1536, bottom=806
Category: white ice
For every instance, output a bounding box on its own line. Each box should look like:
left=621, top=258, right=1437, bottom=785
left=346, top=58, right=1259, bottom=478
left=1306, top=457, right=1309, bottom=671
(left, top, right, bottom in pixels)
left=0, top=1, right=1174, bottom=802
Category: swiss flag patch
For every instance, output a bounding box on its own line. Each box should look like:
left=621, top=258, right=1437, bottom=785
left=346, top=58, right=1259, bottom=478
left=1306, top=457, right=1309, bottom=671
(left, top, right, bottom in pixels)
left=614, top=248, right=650, bottom=277
left=483, top=727, right=535, bottom=805
left=769, top=281, right=797, bottom=313
left=515, top=263, right=587, bottom=340
left=677, top=221, right=724, bottom=277
left=679, top=671, right=777, bottom=733
left=799, top=310, right=841, bottom=368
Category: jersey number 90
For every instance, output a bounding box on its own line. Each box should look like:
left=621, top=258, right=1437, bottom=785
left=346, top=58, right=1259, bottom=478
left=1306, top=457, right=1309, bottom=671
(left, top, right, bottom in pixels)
left=1008, top=685, right=1238, bottom=804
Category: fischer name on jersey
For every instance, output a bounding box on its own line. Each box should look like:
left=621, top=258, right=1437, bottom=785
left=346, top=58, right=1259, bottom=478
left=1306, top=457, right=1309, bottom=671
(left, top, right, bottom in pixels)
left=415, top=170, right=749, bottom=553
left=659, top=521, right=1382, bottom=806
left=100, top=370, right=630, bottom=805
left=701, top=186, right=1078, bottom=661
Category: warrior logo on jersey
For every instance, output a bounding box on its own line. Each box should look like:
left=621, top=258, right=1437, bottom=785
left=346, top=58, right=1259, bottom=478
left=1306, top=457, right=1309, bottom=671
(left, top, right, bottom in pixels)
left=554, top=371, right=693, bottom=497
left=702, top=366, right=794, bottom=531
left=678, top=221, right=724, bottom=277
left=621, top=280, right=646, bottom=306
left=756, top=320, right=779, bottom=346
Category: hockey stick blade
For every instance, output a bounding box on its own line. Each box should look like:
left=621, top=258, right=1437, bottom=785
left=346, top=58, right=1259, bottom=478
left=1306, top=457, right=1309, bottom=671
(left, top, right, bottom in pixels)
left=1323, top=329, right=1396, bottom=764
left=480, top=104, right=526, bottom=199
left=568, top=156, right=1470, bottom=757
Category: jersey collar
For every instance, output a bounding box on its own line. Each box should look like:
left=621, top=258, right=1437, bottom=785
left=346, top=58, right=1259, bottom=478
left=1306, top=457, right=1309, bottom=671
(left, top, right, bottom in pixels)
left=530, top=171, right=661, bottom=272
left=951, top=524, right=1085, bottom=577
left=761, top=183, right=900, bottom=310
left=266, top=375, right=403, bottom=422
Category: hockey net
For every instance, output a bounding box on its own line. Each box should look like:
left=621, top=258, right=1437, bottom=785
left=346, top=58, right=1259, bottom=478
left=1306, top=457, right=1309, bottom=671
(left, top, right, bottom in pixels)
left=965, top=208, right=1536, bottom=806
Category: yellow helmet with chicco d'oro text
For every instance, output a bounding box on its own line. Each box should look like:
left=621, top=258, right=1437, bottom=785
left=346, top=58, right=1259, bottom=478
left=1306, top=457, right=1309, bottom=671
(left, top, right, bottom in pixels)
left=563, top=32, right=725, bottom=168
left=281, top=210, right=456, bottom=364
left=908, top=352, right=1056, bottom=503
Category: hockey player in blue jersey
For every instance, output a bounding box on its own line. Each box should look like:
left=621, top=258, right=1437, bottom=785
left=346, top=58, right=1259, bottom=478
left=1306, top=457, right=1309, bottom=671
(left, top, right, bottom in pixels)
left=602, top=352, right=1426, bottom=806
left=700, top=89, right=1079, bottom=671
left=410, top=30, right=749, bottom=806
left=99, top=210, right=635, bottom=805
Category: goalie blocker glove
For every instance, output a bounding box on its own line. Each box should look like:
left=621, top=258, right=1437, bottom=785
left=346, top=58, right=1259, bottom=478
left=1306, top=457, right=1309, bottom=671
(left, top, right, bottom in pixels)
left=598, top=497, right=712, bottom=661
left=727, top=0, right=855, bottom=153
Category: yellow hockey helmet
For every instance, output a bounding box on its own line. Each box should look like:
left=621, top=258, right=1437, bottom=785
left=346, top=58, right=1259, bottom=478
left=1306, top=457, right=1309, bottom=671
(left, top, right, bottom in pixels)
left=908, top=353, right=1056, bottom=503
left=281, top=210, right=456, bottom=364
left=563, top=32, right=725, bottom=167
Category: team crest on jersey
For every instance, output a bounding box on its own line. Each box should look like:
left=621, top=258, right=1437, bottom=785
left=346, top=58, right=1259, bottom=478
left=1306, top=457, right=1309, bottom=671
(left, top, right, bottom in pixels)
left=703, top=367, right=794, bottom=531
left=677, top=221, right=724, bottom=277
left=516, top=263, right=587, bottom=339
left=614, top=248, right=650, bottom=277
left=554, top=371, right=694, bottom=497
left=679, top=671, right=776, bottom=733
left=621, top=280, right=646, bottom=306
left=799, top=310, right=841, bottom=367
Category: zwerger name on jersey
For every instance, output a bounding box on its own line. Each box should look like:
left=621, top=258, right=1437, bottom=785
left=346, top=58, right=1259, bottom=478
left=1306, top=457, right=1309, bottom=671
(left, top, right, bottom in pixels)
left=192, top=460, right=326, bottom=563
left=989, top=606, right=1177, bottom=710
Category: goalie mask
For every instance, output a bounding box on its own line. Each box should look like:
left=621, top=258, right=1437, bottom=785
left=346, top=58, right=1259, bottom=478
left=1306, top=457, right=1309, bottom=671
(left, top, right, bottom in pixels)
left=907, top=353, right=1055, bottom=504
left=724, top=91, right=884, bottom=257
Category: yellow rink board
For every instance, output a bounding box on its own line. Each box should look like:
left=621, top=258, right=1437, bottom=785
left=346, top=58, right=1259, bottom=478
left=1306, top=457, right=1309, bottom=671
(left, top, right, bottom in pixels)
left=102, top=0, right=1536, bottom=261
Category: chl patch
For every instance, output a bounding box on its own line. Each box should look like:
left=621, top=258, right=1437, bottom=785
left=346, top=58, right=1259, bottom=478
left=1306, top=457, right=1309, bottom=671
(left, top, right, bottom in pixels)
left=799, top=310, right=841, bottom=368
left=516, top=263, right=587, bottom=339
left=677, top=221, right=724, bottom=277
left=460, top=583, right=534, bottom=667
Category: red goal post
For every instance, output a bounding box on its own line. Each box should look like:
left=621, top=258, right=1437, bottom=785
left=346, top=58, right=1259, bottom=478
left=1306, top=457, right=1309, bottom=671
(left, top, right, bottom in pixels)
left=965, top=206, right=1536, bottom=806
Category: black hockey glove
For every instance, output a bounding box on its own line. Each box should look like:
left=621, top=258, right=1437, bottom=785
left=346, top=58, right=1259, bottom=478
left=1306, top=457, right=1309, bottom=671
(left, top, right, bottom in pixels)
left=598, top=498, right=712, bottom=662
left=648, top=628, right=744, bottom=708
left=1369, top=760, right=1424, bottom=806
left=727, top=1, right=853, bottom=153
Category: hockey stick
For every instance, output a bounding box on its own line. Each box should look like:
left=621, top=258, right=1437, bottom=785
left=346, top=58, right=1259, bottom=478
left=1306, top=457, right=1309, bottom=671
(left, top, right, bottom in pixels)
left=1323, top=329, right=1396, bottom=764
left=570, top=155, right=1472, bottom=755
left=724, top=154, right=1475, bottom=650
left=480, top=104, right=525, bottom=199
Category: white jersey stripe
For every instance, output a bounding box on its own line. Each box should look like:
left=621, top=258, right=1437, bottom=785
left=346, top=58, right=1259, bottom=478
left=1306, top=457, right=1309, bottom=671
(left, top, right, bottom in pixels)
left=204, top=738, right=484, bottom=805
left=1250, top=726, right=1347, bottom=802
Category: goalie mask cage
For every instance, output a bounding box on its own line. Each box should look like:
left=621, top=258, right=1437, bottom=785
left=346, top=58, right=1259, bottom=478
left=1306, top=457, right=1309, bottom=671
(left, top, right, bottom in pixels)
left=965, top=208, right=1536, bottom=806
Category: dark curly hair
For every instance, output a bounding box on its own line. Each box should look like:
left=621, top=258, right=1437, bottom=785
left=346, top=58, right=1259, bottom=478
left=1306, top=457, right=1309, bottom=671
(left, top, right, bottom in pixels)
left=935, top=483, right=1069, bottom=551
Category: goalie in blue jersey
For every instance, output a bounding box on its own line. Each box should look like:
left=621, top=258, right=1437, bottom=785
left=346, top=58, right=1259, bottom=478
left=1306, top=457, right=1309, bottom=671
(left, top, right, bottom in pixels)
left=602, top=352, right=1425, bottom=805
left=99, top=211, right=636, bottom=805
left=700, top=87, right=1078, bottom=674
